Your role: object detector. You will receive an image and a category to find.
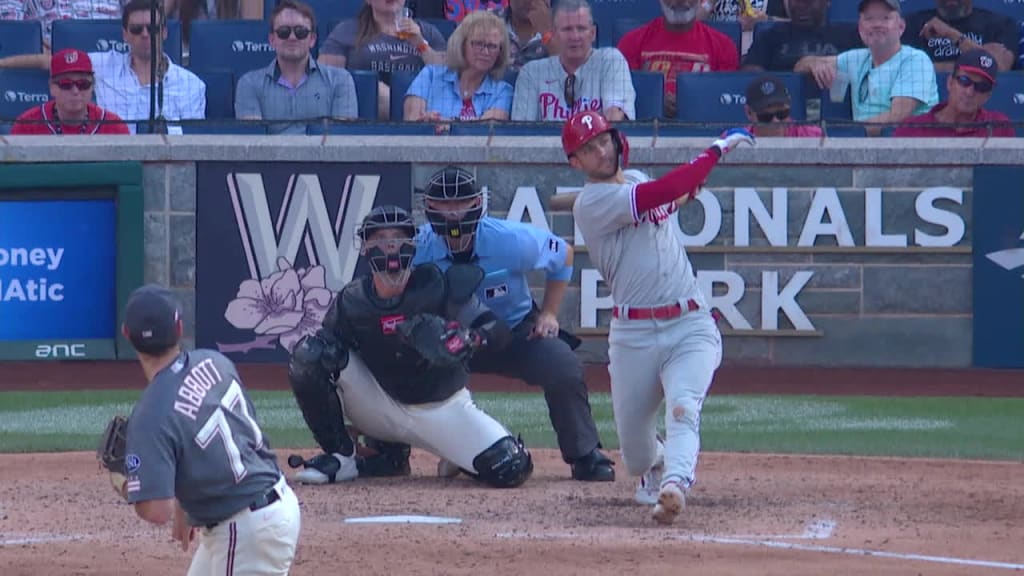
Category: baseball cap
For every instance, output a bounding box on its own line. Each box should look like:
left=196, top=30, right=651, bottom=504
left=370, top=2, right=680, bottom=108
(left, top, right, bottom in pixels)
left=956, top=48, right=998, bottom=83
left=858, top=0, right=900, bottom=13
left=50, top=49, right=93, bottom=78
left=123, top=284, right=182, bottom=355
left=745, top=75, right=791, bottom=111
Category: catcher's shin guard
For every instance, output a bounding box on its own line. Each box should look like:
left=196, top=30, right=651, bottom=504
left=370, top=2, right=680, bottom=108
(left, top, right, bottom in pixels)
left=288, top=333, right=355, bottom=457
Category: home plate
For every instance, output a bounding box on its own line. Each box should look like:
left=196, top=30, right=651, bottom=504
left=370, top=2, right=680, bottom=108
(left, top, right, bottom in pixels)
left=344, top=515, right=463, bottom=525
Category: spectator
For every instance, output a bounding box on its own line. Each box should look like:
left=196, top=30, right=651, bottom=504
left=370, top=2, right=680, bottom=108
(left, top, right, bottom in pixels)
left=0, top=0, right=126, bottom=52
left=618, top=0, right=740, bottom=118
left=442, top=0, right=508, bottom=22
left=11, top=49, right=130, bottom=135
left=404, top=11, right=513, bottom=121
left=894, top=48, right=1014, bottom=137
left=794, top=0, right=937, bottom=131
left=743, top=74, right=821, bottom=137
left=163, top=0, right=263, bottom=49
left=698, top=0, right=787, bottom=31
left=511, top=0, right=635, bottom=121
left=319, top=0, right=447, bottom=120
left=493, top=0, right=552, bottom=72
left=0, top=0, right=207, bottom=133
left=235, top=0, right=357, bottom=134
left=742, top=0, right=862, bottom=72
left=901, top=0, right=1017, bottom=72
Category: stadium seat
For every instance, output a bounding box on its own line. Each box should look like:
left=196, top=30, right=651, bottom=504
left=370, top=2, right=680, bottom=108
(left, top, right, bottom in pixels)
left=195, top=70, right=235, bottom=119
left=350, top=70, right=380, bottom=120
left=51, top=19, right=183, bottom=65
left=751, top=20, right=777, bottom=44
left=423, top=18, right=457, bottom=41
left=631, top=71, right=665, bottom=120
left=0, top=21, right=43, bottom=57
left=705, top=20, right=742, bottom=62
left=591, top=0, right=662, bottom=46
left=306, top=122, right=440, bottom=135
left=448, top=122, right=564, bottom=136
left=389, top=69, right=419, bottom=121
left=676, top=71, right=807, bottom=123
left=611, top=18, right=646, bottom=47
left=180, top=122, right=268, bottom=134
left=937, top=71, right=1024, bottom=122
left=824, top=124, right=867, bottom=137
left=266, top=0, right=363, bottom=25
left=0, top=123, right=10, bottom=135
left=503, top=68, right=518, bottom=87
left=188, top=20, right=275, bottom=75
left=820, top=86, right=853, bottom=120
left=0, top=69, right=50, bottom=121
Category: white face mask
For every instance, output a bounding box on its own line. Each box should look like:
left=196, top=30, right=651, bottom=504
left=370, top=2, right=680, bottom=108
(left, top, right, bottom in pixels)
left=661, top=0, right=697, bottom=24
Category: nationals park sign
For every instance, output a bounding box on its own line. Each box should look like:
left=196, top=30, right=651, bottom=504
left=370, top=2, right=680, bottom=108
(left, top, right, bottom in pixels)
left=499, top=185, right=967, bottom=334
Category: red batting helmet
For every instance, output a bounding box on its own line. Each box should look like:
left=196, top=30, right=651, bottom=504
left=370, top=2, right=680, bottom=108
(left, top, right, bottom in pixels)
left=561, top=110, right=630, bottom=168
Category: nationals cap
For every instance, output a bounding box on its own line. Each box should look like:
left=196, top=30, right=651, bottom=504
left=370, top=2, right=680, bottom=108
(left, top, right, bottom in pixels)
left=745, top=75, right=791, bottom=111
left=50, top=49, right=93, bottom=78
left=123, top=284, right=182, bottom=355
left=956, top=48, right=998, bottom=83
left=858, top=0, right=900, bottom=13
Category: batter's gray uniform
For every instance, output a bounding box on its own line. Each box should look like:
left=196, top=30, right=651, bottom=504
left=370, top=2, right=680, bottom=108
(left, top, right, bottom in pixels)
left=572, top=169, right=723, bottom=491
left=124, top=349, right=301, bottom=575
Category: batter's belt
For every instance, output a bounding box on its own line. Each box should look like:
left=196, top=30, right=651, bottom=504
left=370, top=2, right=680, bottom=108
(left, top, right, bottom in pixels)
left=612, top=299, right=699, bottom=320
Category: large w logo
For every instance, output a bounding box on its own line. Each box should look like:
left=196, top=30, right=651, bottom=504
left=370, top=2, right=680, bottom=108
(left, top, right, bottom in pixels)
left=227, top=173, right=380, bottom=291
left=986, top=231, right=1024, bottom=279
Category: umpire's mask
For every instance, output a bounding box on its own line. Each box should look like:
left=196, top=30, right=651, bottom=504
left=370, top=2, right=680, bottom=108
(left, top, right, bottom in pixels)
left=357, top=205, right=417, bottom=286
left=421, top=166, right=484, bottom=255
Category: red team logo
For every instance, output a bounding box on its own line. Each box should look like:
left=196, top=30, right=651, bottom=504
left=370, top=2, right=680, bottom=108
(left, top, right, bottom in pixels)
left=380, top=314, right=405, bottom=335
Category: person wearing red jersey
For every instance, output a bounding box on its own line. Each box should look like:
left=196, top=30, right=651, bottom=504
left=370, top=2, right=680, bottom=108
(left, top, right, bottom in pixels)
left=617, top=0, right=739, bottom=117
left=11, top=49, right=130, bottom=136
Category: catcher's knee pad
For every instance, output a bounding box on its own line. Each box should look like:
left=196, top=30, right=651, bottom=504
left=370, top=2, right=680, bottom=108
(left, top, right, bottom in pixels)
left=472, top=435, right=533, bottom=489
left=288, top=334, right=353, bottom=456
left=668, top=396, right=701, bottom=430
left=356, top=438, right=411, bottom=477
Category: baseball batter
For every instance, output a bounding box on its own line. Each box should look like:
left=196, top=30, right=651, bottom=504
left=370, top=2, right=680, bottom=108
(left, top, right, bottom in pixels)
left=563, top=110, right=754, bottom=524
left=287, top=205, right=534, bottom=489
left=118, top=284, right=301, bottom=575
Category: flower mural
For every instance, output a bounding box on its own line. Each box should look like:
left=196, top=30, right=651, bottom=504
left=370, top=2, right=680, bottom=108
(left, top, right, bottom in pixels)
left=220, top=257, right=334, bottom=355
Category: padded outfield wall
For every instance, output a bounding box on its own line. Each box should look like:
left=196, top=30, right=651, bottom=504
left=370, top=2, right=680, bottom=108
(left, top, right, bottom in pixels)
left=2, top=135, right=1022, bottom=369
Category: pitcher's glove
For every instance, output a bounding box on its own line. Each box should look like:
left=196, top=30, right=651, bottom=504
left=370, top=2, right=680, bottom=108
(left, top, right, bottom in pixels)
left=97, top=415, right=130, bottom=500
left=398, top=313, right=479, bottom=368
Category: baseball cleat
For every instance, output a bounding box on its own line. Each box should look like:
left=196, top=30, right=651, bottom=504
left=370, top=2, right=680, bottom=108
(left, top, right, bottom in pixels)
left=571, top=449, right=616, bottom=482
left=636, top=435, right=666, bottom=505
left=652, top=482, right=685, bottom=525
left=295, top=452, right=358, bottom=485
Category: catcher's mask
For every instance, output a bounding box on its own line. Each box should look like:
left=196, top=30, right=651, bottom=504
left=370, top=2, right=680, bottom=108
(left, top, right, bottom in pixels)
left=561, top=110, right=630, bottom=170
left=356, top=205, right=416, bottom=285
left=421, top=166, right=484, bottom=253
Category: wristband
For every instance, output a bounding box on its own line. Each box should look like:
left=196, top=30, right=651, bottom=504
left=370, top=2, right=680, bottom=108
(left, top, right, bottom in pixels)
left=417, top=41, right=429, bottom=54
left=541, top=31, right=553, bottom=46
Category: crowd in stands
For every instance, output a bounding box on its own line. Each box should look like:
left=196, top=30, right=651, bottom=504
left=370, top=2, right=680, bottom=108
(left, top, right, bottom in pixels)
left=1, top=0, right=1021, bottom=137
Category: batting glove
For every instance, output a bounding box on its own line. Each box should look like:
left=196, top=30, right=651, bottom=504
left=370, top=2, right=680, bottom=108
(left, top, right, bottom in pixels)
left=712, top=128, right=756, bottom=155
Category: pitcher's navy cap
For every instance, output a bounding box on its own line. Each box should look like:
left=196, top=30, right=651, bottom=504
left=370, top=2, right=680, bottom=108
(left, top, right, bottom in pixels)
left=123, top=284, right=181, bottom=354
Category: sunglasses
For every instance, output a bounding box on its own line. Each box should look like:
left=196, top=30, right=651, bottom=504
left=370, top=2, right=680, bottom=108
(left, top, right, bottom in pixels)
left=127, top=23, right=161, bottom=35
left=755, top=109, right=790, bottom=122
left=274, top=25, right=311, bottom=40
left=54, top=78, right=93, bottom=91
left=953, top=74, right=993, bottom=94
left=564, top=73, right=576, bottom=106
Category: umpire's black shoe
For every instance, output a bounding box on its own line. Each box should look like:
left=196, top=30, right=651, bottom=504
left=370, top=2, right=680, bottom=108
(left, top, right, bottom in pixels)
left=571, top=449, right=616, bottom=482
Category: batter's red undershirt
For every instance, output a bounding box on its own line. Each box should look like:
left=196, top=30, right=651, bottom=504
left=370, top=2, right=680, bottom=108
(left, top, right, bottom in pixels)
left=11, top=101, right=130, bottom=135
left=633, top=147, right=721, bottom=214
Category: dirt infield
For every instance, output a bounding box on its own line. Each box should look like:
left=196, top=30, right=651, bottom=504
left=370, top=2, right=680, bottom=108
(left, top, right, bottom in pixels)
left=1, top=450, right=1022, bottom=576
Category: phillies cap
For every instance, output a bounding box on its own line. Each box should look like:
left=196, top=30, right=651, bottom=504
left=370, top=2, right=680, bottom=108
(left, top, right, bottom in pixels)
left=124, top=284, right=182, bottom=355
left=50, top=49, right=93, bottom=78
left=858, top=0, right=900, bottom=13
left=956, top=48, right=998, bottom=83
left=745, top=75, right=791, bottom=111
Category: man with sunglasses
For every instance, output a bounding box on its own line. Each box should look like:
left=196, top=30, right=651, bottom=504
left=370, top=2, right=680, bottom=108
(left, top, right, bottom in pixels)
left=11, top=49, right=129, bottom=135
left=894, top=47, right=1014, bottom=137
left=235, top=0, right=357, bottom=134
left=742, top=74, right=821, bottom=137
left=794, top=0, right=938, bottom=131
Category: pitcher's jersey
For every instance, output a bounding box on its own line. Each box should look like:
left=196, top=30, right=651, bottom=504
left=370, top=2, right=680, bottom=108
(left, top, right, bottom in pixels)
left=573, top=169, right=705, bottom=307
left=124, top=349, right=281, bottom=527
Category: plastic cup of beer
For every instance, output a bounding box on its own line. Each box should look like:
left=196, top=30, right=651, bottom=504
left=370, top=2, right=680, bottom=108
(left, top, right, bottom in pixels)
left=830, top=71, right=851, bottom=103
left=396, top=7, right=413, bottom=39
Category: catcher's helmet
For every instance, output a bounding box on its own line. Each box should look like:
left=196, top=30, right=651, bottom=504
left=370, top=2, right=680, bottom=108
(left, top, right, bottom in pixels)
left=561, top=110, right=630, bottom=168
left=421, top=165, right=485, bottom=243
left=357, top=205, right=416, bottom=275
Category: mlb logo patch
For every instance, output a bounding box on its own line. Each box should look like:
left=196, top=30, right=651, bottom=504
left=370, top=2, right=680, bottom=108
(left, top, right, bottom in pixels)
left=380, top=314, right=405, bottom=335
left=485, top=284, right=509, bottom=299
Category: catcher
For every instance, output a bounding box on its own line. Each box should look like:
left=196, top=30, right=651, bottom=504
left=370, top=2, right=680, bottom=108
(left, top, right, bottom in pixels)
left=287, top=205, right=534, bottom=488
left=98, top=284, right=300, bottom=574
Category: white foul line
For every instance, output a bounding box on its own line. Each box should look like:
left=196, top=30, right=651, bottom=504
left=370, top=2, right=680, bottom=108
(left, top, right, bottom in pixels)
left=0, top=534, right=82, bottom=546
left=682, top=534, right=1024, bottom=571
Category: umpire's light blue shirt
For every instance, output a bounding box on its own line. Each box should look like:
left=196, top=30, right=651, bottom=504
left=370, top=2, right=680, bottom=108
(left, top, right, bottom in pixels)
left=405, top=65, right=513, bottom=120
left=413, top=217, right=573, bottom=328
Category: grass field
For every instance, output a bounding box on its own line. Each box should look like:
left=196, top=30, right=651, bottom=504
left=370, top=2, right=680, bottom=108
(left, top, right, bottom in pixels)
left=2, top=390, right=1022, bottom=461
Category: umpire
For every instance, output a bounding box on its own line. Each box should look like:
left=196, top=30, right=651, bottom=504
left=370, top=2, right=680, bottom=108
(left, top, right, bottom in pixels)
left=412, top=166, right=614, bottom=481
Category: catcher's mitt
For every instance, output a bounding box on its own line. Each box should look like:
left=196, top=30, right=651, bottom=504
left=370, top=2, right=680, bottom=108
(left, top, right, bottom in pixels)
left=398, top=313, right=476, bottom=368
left=97, top=415, right=129, bottom=499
